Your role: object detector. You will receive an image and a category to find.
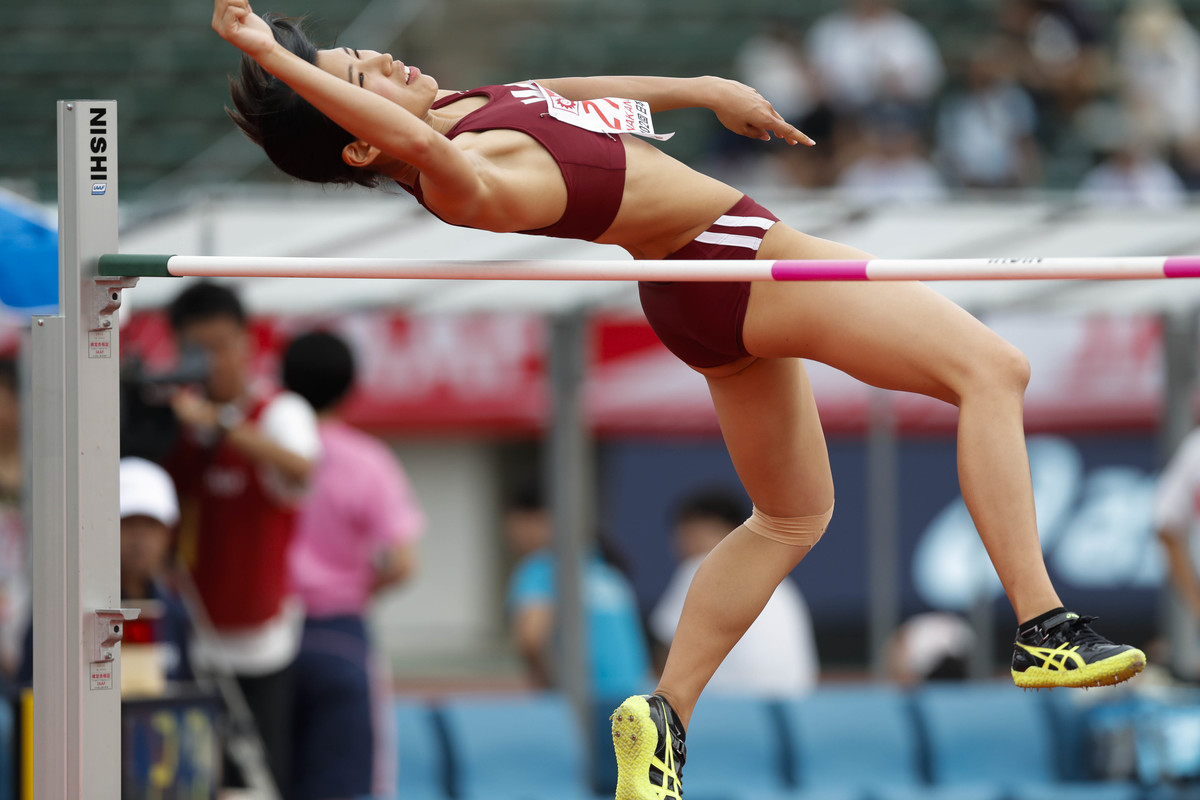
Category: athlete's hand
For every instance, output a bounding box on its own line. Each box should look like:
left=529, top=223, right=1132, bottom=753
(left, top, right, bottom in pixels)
left=710, top=78, right=814, bottom=146
left=212, top=0, right=276, bottom=60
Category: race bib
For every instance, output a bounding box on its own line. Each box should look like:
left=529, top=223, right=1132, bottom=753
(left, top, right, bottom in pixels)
left=508, top=82, right=674, bottom=141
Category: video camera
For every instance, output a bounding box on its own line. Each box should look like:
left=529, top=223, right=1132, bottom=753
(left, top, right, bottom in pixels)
left=120, top=345, right=210, bottom=463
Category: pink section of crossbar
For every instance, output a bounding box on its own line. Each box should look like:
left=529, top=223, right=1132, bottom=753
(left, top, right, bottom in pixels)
left=1165, top=257, right=1200, bottom=278
left=771, top=260, right=871, bottom=281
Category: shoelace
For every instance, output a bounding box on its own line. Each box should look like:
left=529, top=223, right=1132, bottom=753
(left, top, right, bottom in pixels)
left=1049, top=614, right=1109, bottom=649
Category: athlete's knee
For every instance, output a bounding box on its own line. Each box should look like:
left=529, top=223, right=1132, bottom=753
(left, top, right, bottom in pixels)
left=1004, top=342, right=1031, bottom=389
left=990, top=341, right=1030, bottom=393
left=962, top=337, right=1030, bottom=397
left=743, top=500, right=834, bottom=548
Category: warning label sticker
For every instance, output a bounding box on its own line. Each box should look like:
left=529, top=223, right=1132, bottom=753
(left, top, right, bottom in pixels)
left=89, top=662, right=113, bottom=690
left=87, top=330, right=111, bottom=359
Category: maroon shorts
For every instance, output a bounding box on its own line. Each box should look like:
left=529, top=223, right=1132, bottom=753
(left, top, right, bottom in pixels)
left=638, top=195, right=779, bottom=368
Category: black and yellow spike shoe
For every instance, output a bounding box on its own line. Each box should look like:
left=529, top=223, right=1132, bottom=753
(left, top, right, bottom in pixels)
left=611, top=694, right=686, bottom=800
left=1012, top=610, right=1146, bottom=689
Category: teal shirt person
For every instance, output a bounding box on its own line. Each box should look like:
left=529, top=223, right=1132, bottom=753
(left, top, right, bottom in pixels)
left=507, top=550, right=652, bottom=698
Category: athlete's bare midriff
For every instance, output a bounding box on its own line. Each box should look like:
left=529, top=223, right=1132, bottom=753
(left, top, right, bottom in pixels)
left=603, top=137, right=743, bottom=259
left=417, top=93, right=745, bottom=259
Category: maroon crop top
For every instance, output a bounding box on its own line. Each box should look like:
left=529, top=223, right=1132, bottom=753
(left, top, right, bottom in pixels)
left=399, top=83, right=627, bottom=242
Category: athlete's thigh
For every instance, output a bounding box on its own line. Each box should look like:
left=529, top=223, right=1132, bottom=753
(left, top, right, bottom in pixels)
left=703, top=356, right=834, bottom=518
left=747, top=224, right=1016, bottom=404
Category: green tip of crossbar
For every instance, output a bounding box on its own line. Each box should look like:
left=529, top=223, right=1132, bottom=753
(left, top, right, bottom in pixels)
left=97, top=254, right=176, bottom=278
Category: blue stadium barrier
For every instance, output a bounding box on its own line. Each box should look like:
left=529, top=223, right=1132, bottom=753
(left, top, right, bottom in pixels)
left=394, top=700, right=450, bottom=800
left=591, top=695, right=626, bottom=796
left=387, top=684, right=1180, bottom=800
left=437, top=692, right=603, bottom=800
left=1041, top=688, right=1093, bottom=782
left=1086, top=690, right=1200, bottom=788
left=778, top=684, right=1001, bottom=800
left=681, top=695, right=792, bottom=800
left=912, top=682, right=1141, bottom=800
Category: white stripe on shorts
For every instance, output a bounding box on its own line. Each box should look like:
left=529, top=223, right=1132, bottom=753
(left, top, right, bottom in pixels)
left=711, top=214, right=777, bottom=230
left=694, top=231, right=767, bottom=251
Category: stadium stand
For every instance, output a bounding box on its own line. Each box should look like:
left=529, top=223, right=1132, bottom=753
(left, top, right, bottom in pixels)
left=391, top=684, right=1200, bottom=800
left=393, top=700, right=451, bottom=800
left=778, top=685, right=1001, bottom=800
left=0, top=0, right=373, bottom=201
left=11, top=0, right=1200, bottom=206
left=437, top=692, right=604, bottom=800
left=679, top=695, right=792, bottom=800
left=913, top=683, right=1142, bottom=800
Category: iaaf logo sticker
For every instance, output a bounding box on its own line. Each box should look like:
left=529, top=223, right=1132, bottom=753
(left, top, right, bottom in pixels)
left=91, top=183, right=106, bottom=195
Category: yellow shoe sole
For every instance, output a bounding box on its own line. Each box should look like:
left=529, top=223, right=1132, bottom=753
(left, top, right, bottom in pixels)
left=612, top=695, right=670, bottom=800
left=1012, top=647, right=1147, bottom=689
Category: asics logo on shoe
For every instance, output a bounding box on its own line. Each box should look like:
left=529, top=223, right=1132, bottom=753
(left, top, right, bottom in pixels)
left=1017, top=642, right=1084, bottom=671
left=648, top=700, right=682, bottom=798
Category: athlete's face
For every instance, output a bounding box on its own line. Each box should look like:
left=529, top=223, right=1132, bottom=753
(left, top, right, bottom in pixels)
left=315, top=47, right=439, bottom=117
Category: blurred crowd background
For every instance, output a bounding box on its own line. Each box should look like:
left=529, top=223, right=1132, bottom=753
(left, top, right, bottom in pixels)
left=4, top=0, right=1200, bottom=798
left=4, top=0, right=1200, bottom=207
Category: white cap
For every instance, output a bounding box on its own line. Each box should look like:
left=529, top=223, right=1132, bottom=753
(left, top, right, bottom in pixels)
left=119, top=457, right=179, bottom=527
left=894, top=612, right=975, bottom=680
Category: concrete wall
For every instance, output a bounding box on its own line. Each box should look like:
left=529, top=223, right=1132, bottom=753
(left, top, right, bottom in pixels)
left=367, top=440, right=520, bottom=682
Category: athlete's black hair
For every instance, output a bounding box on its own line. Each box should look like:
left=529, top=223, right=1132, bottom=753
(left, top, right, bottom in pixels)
left=674, top=487, right=748, bottom=530
left=282, top=330, right=356, bottom=412
left=167, top=281, right=246, bottom=332
left=227, top=14, right=382, bottom=188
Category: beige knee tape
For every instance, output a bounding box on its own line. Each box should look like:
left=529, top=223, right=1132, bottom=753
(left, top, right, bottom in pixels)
left=743, top=501, right=834, bottom=547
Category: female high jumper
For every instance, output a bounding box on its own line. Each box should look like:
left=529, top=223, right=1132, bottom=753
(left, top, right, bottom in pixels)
left=210, top=1, right=1146, bottom=797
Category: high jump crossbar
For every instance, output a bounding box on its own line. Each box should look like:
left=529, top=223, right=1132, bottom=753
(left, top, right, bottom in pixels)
left=98, top=253, right=1200, bottom=281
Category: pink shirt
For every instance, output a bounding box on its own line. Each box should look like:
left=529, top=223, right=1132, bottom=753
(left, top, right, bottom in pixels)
left=289, top=420, right=424, bottom=617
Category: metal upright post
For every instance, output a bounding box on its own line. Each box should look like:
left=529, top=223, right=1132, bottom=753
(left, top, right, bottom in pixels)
left=1160, top=310, right=1200, bottom=679
left=866, top=388, right=900, bottom=679
left=33, top=100, right=131, bottom=800
left=547, top=310, right=593, bottom=746
left=30, top=315, right=68, bottom=798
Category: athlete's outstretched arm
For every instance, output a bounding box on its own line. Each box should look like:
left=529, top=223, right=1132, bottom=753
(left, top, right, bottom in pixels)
left=212, top=0, right=484, bottom=203
left=534, top=75, right=814, bottom=144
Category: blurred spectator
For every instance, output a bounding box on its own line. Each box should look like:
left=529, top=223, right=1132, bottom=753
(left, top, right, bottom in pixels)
left=20, top=457, right=194, bottom=687
left=1176, top=138, right=1200, bottom=191
left=164, top=282, right=319, bottom=792
left=1076, top=130, right=1186, bottom=209
left=886, top=612, right=973, bottom=685
left=283, top=330, right=423, bottom=800
left=806, top=0, right=944, bottom=117
left=724, top=24, right=833, bottom=187
left=117, top=457, right=193, bottom=686
left=1115, top=0, right=1200, bottom=187
left=650, top=489, right=818, bottom=697
left=735, top=24, right=816, bottom=127
left=936, top=41, right=1041, bottom=189
left=1116, top=0, right=1200, bottom=149
left=997, top=0, right=1108, bottom=123
left=504, top=486, right=651, bottom=698
left=838, top=105, right=948, bottom=205
left=0, top=359, right=25, bottom=681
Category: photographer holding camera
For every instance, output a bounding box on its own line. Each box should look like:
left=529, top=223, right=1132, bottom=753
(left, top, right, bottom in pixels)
left=163, top=282, right=319, bottom=792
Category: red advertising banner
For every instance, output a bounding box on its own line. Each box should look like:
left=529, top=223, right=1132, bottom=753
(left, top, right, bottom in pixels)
left=117, top=310, right=1165, bottom=437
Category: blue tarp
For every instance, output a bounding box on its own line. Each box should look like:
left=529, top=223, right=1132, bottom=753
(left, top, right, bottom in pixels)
left=0, top=190, right=57, bottom=315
